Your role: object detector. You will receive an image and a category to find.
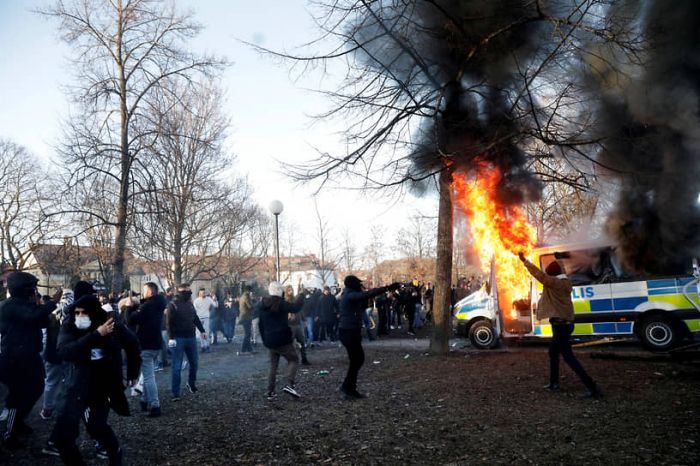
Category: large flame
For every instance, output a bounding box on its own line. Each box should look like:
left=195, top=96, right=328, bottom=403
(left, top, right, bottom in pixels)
left=453, top=163, right=537, bottom=327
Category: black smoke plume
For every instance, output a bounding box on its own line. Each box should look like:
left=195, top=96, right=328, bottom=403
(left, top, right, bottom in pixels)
left=591, top=0, right=700, bottom=274
left=350, top=0, right=551, bottom=205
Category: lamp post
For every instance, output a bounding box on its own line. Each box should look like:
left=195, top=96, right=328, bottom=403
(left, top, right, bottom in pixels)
left=269, top=200, right=284, bottom=282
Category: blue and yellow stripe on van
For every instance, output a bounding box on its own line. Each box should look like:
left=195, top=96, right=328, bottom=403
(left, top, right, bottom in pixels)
left=533, top=278, right=700, bottom=336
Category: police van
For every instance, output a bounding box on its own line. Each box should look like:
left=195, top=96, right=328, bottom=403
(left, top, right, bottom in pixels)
left=453, top=242, right=700, bottom=351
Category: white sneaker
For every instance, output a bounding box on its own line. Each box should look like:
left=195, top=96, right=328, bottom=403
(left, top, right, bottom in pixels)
left=0, top=408, right=7, bottom=421
left=283, top=385, right=301, bottom=398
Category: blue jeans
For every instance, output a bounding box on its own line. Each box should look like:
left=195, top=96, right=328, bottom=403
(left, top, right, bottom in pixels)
left=362, top=310, right=374, bottom=340
left=305, top=317, right=314, bottom=343
left=140, top=349, right=160, bottom=408
left=171, top=337, right=199, bottom=396
left=413, top=304, right=422, bottom=328
left=42, top=361, right=65, bottom=411
left=197, top=317, right=210, bottom=349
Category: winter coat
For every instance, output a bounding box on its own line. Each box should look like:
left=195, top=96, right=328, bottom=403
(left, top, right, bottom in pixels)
left=224, top=300, right=239, bottom=321
left=318, top=293, right=339, bottom=323
left=258, top=294, right=305, bottom=348
left=166, top=298, right=206, bottom=339
left=238, top=293, right=253, bottom=322
left=128, top=293, right=167, bottom=351
left=524, top=260, right=574, bottom=321
left=0, top=296, right=51, bottom=359
left=44, top=302, right=62, bottom=365
left=339, top=286, right=389, bottom=330
left=57, top=317, right=141, bottom=416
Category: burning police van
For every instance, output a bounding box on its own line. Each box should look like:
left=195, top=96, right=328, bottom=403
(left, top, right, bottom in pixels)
left=453, top=242, right=700, bottom=350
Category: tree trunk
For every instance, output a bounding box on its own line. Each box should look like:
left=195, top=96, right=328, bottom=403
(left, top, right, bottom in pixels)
left=430, top=166, right=453, bottom=356
left=112, top=4, right=128, bottom=294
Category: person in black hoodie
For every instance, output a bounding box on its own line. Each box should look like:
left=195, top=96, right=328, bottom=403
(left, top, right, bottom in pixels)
left=319, top=286, right=339, bottom=342
left=166, top=283, right=206, bottom=400
left=0, top=272, right=49, bottom=449
left=258, top=281, right=306, bottom=400
left=338, top=276, right=401, bottom=400
left=127, top=282, right=166, bottom=417
left=47, top=294, right=141, bottom=465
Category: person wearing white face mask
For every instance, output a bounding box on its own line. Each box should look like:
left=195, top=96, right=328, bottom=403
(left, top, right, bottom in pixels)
left=43, top=294, right=141, bottom=465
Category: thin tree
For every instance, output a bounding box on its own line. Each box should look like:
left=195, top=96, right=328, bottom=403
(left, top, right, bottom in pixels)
left=132, top=78, right=257, bottom=286
left=40, top=0, right=226, bottom=292
left=0, top=139, right=57, bottom=271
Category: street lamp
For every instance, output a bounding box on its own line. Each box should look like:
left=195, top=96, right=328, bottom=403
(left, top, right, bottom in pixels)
left=269, top=200, right=284, bottom=282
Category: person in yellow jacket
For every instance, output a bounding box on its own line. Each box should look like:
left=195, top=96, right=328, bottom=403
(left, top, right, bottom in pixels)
left=238, top=286, right=254, bottom=354
left=519, top=251, right=602, bottom=398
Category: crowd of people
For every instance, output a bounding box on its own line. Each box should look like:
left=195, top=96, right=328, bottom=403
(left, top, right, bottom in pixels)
left=0, top=271, right=440, bottom=464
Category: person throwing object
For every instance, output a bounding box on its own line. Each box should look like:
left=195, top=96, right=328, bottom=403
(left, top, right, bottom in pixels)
left=518, top=251, right=602, bottom=398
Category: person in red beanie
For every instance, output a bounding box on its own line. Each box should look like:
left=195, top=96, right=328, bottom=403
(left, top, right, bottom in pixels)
left=518, top=252, right=602, bottom=398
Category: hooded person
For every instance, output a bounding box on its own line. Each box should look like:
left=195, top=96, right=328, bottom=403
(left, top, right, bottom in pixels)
left=43, top=294, right=141, bottom=465
left=73, top=281, right=96, bottom=301
left=519, top=251, right=602, bottom=398
left=165, top=283, right=206, bottom=400
left=258, top=281, right=306, bottom=400
left=127, top=282, right=167, bottom=417
left=0, top=271, right=50, bottom=449
left=337, top=276, right=401, bottom=400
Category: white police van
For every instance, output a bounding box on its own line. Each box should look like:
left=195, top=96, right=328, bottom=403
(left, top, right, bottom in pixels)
left=453, top=242, right=700, bottom=350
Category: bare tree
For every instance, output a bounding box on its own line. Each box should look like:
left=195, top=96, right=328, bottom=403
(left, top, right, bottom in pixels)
left=396, top=213, right=437, bottom=259
left=308, top=198, right=341, bottom=285
left=280, top=219, right=301, bottom=260
left=132, top=78, right=257, bottom=286
left=218, top=205, right=270, bottom=295
left=0, top=139, right=57, bottom=271
left=362, top=225, right=385, bottom=285
left=338, top=228, right=360, bottom=275
left=524, top=158, right=613, bottom=243
left=40, top=0, right=226, bottom=292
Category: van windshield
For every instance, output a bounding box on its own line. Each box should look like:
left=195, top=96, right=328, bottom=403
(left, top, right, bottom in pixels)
left=539, top=247, right=636, bottom=286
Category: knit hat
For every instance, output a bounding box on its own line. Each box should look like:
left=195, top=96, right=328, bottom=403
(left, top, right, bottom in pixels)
left=344, top=275, right=363, bottom=291
left=7, top=272, right=39, bottom=298
left=74, top=281, right=96, bottom=300
left=268, top=281, right=284, bottom=297
left=545, top=261, right=562, bottom=276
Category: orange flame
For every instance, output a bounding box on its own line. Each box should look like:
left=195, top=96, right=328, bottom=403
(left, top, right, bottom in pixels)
left=453, top=163, right=537, bottom=325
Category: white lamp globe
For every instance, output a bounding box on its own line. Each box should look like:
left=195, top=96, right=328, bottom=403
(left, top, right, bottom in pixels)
left=269, top=200, right=284, bottom=215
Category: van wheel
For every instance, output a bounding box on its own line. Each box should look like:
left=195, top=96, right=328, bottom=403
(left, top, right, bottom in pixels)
left=637, top=315, right=679, bottom=351
left=469, top=321, right=497, bottom=349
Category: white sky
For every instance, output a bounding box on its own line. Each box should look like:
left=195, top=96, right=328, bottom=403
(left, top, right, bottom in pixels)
left=0, top=0, right=437, bottom=258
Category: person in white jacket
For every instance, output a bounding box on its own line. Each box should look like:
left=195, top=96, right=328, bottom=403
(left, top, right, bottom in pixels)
left=193, top=288, right=216, bottom=353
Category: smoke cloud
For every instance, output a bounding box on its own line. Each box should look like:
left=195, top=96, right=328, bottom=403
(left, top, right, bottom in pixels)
left=350, top=0, right=550, bottom=205
left=590, top=0, right=700, bottom=274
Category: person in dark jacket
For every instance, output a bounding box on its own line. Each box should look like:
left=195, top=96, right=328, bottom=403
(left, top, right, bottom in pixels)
left=258, top=281, right=306, bottom=400
left=374, top=292, right=389, bottom=336
left=338, top=276, right=401, bottom=400
left=285, top=284, right=310, bottom=365
left=128, top=282, right=167, bottom=417
left=319, top=286, right=339, bottom=343
left=166, top=283, right=206, bottom=400
left=0, top=271, right=50, bottom=449
left=46, top=294, right=141, bottom=465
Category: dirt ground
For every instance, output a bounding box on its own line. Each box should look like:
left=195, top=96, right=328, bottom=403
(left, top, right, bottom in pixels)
left=2, top=327, right=699, bottom=466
